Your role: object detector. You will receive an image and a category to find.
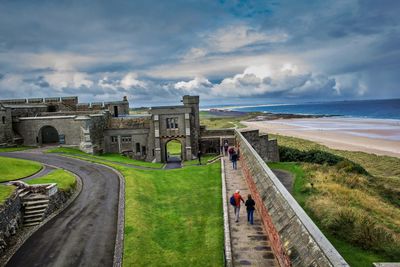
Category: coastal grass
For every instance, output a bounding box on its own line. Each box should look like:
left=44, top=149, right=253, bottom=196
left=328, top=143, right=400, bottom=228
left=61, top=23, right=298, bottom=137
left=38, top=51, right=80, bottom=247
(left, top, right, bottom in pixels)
left=268, top=135, right=400, bottom=264
left=0, top=146, right=36, bottom=152
left=271, top=133, right=400, bottom=207
left=0, top=156, right=42, bottom=182
left=26, top=169, right=76, bottom=191
left=46, top=147, right=164, bottom=168
left=59, top=153, right=223, bottom=266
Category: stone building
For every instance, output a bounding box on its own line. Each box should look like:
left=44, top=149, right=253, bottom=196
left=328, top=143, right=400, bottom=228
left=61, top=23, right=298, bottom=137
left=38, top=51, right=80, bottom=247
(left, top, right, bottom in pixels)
left=0, top=95, right=279, bottom=163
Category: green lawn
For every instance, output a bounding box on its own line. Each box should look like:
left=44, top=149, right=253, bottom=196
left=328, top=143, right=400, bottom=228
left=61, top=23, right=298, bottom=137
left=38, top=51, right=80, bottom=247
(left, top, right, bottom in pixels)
left=46, top=147, right=164, bottom=168
left=60, top=152, right=224, bottom=266
left=0, top=156, right=42, bottom=182
left=26, top=169, right=77, bottom=191
left=0, top=146, right=36, bottom=152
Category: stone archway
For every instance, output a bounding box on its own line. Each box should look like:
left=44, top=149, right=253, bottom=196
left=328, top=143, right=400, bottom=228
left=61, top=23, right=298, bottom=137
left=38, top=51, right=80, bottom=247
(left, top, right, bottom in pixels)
left=40, top=125, right=59, bottom=144
left=165, top=139, right=183, bottom=163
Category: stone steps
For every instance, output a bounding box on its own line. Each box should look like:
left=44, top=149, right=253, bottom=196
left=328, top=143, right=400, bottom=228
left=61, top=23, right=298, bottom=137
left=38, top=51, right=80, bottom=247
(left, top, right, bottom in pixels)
left=21, top=193, right=49, bottom=227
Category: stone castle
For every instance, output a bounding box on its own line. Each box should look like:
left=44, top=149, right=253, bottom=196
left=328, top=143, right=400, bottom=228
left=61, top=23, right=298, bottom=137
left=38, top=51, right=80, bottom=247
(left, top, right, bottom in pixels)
left=0, top=95, right=279, bottom=163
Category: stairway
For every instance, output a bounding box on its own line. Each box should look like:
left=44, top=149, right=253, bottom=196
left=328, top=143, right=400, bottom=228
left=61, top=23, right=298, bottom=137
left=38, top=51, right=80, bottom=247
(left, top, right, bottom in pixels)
left=19, top=191, right=50, bottom=227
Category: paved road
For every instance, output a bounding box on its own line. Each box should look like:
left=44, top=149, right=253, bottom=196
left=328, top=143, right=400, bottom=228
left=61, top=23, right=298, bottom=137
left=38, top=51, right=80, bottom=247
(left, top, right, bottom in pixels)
left=0, top=151, right=120, bottom=267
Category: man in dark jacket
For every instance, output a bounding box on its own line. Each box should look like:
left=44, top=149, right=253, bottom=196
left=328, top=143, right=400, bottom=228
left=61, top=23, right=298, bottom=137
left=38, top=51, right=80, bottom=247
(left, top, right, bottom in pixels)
left=231, top=152, right=238, bottom=170
left=245, top=194, right=256, bottom=225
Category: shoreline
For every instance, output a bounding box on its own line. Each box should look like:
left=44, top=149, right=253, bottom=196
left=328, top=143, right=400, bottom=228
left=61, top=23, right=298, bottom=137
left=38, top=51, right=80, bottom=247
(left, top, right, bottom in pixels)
left=242, top=117, right=400, bottom=158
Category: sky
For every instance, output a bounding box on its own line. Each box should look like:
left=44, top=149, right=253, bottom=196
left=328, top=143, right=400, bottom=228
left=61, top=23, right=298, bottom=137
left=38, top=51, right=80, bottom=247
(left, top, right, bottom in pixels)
left=0, top=0, right=399, bottom=106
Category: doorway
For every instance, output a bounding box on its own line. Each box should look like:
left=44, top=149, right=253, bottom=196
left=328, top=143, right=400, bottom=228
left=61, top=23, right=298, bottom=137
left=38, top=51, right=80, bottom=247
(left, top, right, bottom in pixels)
left=40, top=126, right=59, bottom=144
left=166, top=139, right=182, bottom=162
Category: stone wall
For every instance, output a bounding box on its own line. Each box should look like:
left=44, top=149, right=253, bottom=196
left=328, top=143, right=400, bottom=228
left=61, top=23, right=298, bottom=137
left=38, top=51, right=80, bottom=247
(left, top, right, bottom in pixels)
left=14, top=116, right=84, bottom=146
left=235, top=130, right=348, bottom=267
left=0, top=191, right=21, bottom=254
left=0, top=107, right=13, bottom=145
left=240, top=129, right=279, bottom=162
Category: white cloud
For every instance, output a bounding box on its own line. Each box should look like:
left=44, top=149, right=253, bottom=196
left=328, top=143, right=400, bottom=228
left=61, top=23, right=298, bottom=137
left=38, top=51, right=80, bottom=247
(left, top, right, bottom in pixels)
left=174, top=76, right=212, bottom=91
left=207, top=25, right=288, bottom=53
left=120, top=72, right=147, bottom=89
left=44, top=71, right=93, bottom=90
left=182, top=25, right=288, bottom=62
left=211, top=63, right=337, bottom=98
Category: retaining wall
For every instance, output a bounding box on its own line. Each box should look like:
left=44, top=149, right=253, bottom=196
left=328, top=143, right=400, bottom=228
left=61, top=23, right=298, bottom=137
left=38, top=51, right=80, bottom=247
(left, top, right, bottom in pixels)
left=235, top=130, right=348, bottom=267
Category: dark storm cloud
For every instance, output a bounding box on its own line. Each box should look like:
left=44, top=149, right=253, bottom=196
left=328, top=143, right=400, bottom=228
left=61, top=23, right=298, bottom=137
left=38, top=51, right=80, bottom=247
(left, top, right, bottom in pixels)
left=0, top=0, right=399, bottom=103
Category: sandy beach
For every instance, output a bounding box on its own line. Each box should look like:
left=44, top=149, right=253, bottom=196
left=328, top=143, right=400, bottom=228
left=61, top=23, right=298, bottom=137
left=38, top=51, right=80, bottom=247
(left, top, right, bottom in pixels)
left=242, top=117, right=400, bottom=158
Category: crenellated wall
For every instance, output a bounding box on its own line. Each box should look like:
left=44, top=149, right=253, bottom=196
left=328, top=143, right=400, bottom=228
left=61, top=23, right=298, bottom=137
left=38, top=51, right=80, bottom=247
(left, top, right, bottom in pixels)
left=235, top=129, right=348, bottom=267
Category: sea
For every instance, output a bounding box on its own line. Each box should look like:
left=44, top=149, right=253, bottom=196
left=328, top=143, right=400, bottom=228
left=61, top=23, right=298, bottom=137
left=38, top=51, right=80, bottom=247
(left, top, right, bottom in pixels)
left=215, top=99, right=400, bottom=120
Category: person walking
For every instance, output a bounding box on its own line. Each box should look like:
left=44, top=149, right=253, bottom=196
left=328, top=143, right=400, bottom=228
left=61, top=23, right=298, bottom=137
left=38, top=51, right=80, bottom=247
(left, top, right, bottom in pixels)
left=228, top=147, right=235, bottom=160
left=223, top=140, right=229, bottom=156
left=197, top=150, right=202, bottom=165
left=233, top=190, right=244, bottom=222
left=245, top=194, right=256, bottom=225
left=231, top=152, right=238, bottom=170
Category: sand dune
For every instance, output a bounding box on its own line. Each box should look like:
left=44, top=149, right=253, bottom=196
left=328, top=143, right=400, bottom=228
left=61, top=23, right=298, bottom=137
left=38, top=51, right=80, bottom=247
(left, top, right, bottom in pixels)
left=242, top=117, right=400, bottom=158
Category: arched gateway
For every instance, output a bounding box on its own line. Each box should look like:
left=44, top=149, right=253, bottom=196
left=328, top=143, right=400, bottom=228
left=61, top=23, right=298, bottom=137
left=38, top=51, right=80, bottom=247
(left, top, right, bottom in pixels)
left=40, top=125, right=59, bottom=144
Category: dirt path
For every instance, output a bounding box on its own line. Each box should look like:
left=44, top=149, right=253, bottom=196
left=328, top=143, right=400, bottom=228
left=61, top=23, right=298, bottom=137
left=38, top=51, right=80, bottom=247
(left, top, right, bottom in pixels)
left=0, top=151, right=120, bottom=267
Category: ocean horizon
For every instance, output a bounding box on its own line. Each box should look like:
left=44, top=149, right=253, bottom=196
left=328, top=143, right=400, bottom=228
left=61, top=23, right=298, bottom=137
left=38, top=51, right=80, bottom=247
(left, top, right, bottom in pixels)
left=203, top=98, right=400, bottom=120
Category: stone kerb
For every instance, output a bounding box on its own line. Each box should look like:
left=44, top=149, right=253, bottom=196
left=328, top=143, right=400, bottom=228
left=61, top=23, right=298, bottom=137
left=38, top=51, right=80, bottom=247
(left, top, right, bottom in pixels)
left=235, top=130, right=349, bottom=267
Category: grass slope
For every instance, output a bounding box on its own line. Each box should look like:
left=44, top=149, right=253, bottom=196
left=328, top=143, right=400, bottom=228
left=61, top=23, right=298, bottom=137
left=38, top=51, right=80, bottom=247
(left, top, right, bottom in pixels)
left=0, top=156, right=42, bottom=182
left=51, top=152, right=224, bottom=266
left=26, top=169, right=76, bottom=191
left=46, top=147, right=164, bottom=168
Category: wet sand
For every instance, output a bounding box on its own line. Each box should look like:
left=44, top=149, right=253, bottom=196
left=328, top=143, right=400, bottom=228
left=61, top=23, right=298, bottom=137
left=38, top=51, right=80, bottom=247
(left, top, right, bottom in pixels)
left=242, top=117, right=400, bottom=158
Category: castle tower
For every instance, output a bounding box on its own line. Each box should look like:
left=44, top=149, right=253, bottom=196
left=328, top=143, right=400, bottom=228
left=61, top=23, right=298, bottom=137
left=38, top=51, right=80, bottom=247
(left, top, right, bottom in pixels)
left=182, top=95, right=200, bottom=157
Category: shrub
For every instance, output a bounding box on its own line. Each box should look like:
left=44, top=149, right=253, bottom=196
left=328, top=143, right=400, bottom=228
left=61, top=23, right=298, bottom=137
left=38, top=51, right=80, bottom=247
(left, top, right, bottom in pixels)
left=279, top=146, right=368, bottom=175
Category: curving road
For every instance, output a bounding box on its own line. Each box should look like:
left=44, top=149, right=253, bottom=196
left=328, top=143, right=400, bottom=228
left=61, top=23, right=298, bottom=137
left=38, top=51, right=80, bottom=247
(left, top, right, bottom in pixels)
left=0, top=151, right=120, bottom=267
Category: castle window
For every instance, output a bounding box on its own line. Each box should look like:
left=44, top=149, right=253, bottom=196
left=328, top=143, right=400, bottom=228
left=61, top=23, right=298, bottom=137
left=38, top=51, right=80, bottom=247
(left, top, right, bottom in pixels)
left=166, top=117, right=178, bottom=129
left=121, top=136, right=131, bottom=143
left=111, top=136, right=118, bottom=143
left=2, top=116, right=5, bottom=124
left=142, top=146, right=146, bottom=156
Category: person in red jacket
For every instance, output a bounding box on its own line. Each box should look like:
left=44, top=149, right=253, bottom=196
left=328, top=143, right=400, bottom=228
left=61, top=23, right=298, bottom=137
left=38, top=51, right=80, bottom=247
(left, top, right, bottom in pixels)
left=233, top=190, right=244, bottom=222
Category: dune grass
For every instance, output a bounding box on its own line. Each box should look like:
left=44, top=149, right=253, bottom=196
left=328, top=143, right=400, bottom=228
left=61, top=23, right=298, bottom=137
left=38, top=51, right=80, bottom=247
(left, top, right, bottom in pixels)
left=63, top=153, right=223, bottom=266
left=26, top=169, right=76, bottom=191
left=46, top=147, right=164, bottom=168
left=268, top=134, right=400, bottom=265
left=0, top=156, right=42, bottom=182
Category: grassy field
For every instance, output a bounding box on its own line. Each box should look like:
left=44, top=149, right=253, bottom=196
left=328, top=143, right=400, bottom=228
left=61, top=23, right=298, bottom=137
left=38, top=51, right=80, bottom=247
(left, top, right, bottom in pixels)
left=0, top=146, right=36, bottom=152
left=46, top=147, right=164, bottom=168
left=26, top=169, right=77, bottom=191
left=59, top=152, right=224, bottom=266
left=0, top=156, right=42, bottom=182
left=268, top=134, right=400, bottom=265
